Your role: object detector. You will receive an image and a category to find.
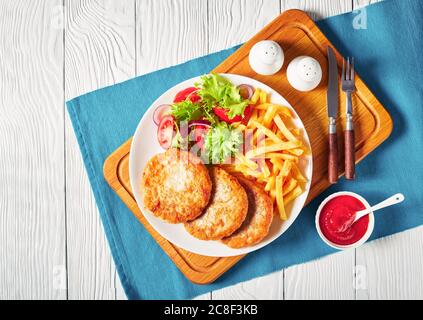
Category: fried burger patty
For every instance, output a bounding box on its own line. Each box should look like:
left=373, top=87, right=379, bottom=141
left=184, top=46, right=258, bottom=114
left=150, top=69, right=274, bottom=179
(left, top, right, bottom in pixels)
left=141, top=148, right=212, bottom=223
left=222, top=177, right=273, bottom=248
left=184, top=167, right=248, bottom=240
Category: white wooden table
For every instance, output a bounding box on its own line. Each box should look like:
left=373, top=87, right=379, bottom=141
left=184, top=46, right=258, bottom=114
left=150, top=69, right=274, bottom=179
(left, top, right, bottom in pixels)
left=1, top=0, right=422, bottom=300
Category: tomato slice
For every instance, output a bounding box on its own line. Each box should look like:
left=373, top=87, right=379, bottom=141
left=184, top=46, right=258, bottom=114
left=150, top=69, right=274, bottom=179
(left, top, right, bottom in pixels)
left=157, top=115, right=175, bottom=149
left=173, top=87, right=201, bottom=103
left=241, top=105, right=253, bottom=125
left=190, top=125, right=209, bottom=150
left=213, top=105, right=253, bottom=124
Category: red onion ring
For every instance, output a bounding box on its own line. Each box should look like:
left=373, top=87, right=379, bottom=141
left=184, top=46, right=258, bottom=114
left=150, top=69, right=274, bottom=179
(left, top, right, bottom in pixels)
left=153, top=104, right=171, bottom=126
left=188, top=120, right=212, bottom=128
left=237, top=84, right=254, bottom=100
left=179, top=120, right=211, bottom=138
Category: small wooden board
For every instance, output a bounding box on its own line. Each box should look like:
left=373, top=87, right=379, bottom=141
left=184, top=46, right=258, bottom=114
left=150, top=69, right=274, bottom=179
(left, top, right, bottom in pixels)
left=103, top=10, right=392, bottom=284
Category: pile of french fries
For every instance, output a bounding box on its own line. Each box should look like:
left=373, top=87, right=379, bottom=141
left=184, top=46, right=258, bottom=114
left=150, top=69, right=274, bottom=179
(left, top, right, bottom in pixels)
left=224, top=88, right=308, bottom=220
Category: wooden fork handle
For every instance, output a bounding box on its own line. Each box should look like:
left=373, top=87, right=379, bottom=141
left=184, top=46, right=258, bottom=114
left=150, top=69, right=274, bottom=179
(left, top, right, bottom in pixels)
left=345, top=114, right=355, bottom=180
left=328, top=119, right=338, bottom=184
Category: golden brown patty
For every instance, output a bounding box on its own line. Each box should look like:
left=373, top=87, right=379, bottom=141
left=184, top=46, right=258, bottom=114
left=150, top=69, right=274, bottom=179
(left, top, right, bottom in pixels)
left=141, top=148, right=212, bottom=223
left=184, top=167, right=248, bottom=240
left=222, top=177, right=273, bottom=248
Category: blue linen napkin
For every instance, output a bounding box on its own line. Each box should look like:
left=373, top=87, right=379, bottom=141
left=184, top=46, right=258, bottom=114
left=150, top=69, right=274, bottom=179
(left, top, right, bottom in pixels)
left=67, top=0, right=423, bottom=299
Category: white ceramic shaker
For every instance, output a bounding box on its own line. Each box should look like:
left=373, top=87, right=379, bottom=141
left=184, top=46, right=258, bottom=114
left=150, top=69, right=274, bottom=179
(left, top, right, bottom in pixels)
left=248, top=40, right=284, bottom=76
left=286, top=56, right=322, bottom=92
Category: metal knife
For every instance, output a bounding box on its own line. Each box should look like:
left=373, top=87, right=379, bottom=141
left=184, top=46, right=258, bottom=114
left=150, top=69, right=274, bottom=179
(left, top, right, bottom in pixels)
left=327, top=46, right=339, bottom=184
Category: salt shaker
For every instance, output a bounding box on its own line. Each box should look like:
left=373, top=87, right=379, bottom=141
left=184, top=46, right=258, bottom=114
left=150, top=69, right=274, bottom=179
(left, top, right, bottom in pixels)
left=287, top=56, right=322, bottom=92
left=248, top=40, right=284, bottom=76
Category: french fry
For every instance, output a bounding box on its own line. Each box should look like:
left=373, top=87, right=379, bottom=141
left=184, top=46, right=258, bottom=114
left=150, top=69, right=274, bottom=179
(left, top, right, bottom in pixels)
left=292, top=128, right=301, bottom=136
left=233, top=123, right=247, bottom=131
left=257, top=109, right=266, bottom=123
left=291, top=163, right=307, bottom=182
left=250, top=88, right=261, bottom=104
left=255, top=174, right=266, bottom=183
left=245, top=141, right=301, bottom=158
left=250, top=120, right=284, bottom=144
left=235, top=154, right=258, bottom=170
left=276, top=174, right=287, bottom=220
left=260, top=160, right=271, bottom=178
left=263, top=152, right=299, bottom=161
left=287, top=148, right=304, bottom=156
left=274, top=114, right=298, bottom=142
left=242, top=167, right=263, bottom=178
left=262, top=105, right=277, bottom=127
left=272, top=162, right=280, bottom=176
left=276, top=130, right=285, bottom=141
left=264, top=138, right=276, bottom=146
left=253, top=129, right=266, bottom=149
left=282, top=178, right=297, bottom=196
left=280, top=160, right=293, bottom=177
left=270, top=157, right=284, bottom=171
left=255, top=103, right=292, bottom=117
left=247, top=109, right=259, bottom=128
left=270, top=188, right=276, bottom=202
left=259, top=91, right=268, bottom=104
left=265, top=175, right=275, bottom=192
left=284, top=185, right=303, bottom=205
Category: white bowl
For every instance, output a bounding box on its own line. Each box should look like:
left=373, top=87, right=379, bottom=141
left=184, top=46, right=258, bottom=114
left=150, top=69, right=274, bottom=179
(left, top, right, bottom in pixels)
left=315, top=191, right=374, bottom=250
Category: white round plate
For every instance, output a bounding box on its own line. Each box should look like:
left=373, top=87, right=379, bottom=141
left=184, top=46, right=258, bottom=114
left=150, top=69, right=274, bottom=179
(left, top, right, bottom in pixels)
left=129, top=74, right=312, bottom=257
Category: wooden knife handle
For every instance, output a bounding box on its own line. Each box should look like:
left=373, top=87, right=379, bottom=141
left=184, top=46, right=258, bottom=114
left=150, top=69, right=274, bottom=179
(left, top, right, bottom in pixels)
left=328, top=132, right=338, bottom=184
left=345, top=129, right=355, bottom=180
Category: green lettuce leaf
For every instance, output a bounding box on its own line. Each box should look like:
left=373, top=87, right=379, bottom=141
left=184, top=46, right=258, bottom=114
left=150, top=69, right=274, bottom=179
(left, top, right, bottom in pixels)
left=197, top=74, right=249, bottom=120
left=170, top=100, right=203, bottom=122
left=204, top=122, right=242, bottom=164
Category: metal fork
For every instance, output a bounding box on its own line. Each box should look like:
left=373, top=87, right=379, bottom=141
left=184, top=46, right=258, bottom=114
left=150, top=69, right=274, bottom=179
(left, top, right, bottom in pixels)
left=342, top=57, right=356, bottom=180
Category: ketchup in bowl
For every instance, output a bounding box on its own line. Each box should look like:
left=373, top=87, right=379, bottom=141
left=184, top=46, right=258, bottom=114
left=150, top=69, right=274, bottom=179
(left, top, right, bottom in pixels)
left=316, top=192, right=374, bottom=248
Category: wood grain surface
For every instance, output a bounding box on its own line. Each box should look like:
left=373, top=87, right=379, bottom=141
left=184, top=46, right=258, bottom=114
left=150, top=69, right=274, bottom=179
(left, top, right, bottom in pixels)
left=64, top=0, right=135, bottom=299
left=1, top=0, right=422, bottom=300
left=0, top=0, right=66, bottom=299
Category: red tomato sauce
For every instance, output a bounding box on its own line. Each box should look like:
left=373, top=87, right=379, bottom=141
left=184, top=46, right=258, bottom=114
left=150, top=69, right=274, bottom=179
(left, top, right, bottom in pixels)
left=319, top=195, right=369, bottom=246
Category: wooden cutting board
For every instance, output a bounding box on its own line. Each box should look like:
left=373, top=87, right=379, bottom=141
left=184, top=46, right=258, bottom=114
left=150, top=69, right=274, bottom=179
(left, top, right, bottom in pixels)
left=103, top=9, right=392, bottom=284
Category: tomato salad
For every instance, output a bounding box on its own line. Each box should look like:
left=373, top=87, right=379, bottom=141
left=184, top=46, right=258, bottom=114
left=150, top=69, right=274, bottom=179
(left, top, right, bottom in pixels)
left=153, top=74, right=255, bottom=164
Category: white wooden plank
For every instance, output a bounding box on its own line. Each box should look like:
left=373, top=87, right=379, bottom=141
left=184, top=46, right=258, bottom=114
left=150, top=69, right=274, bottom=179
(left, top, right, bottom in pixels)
left=136, top=0, right=210, bottom=300
left=281, top=0, right=355, bottom=300
left=356, top=227, right=423, bottom=300
left=207, top=0, right=281, bottom=301
left=285, top=252, right=355, bottom=300
left=212, top=272, right=284, bottom=300
left=0, top=0, right=66, bottom=299
left=208, top=0, right=281, bottom=52
left=64, top=0, right=135, bottom=300
left=136, top=0, right=208, bottom=75
left=353, top=0, right=384, bottom=9
left=194, top=293, right=212, bottom=300
left=281, top=0, right=352, bottom=20
left=115, top=271, right=127, bottom=300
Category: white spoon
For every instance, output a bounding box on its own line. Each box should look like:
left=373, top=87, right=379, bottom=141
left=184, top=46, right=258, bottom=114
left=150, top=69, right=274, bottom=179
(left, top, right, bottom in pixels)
left=353, top=193, right=405, bottom=223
